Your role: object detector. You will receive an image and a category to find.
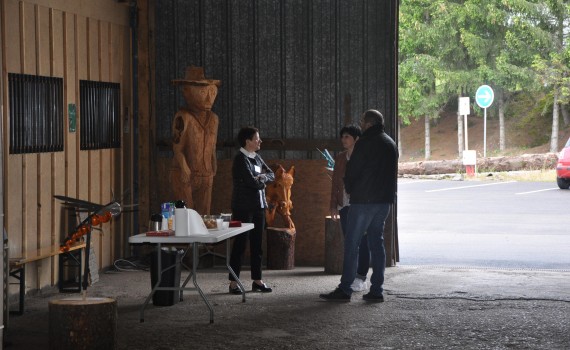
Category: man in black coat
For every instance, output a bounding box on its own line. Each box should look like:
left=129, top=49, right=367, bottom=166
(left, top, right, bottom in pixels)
left=320, top=109, right=398, bottom=302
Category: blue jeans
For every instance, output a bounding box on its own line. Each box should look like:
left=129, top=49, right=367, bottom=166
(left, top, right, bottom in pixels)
left=339, top=203, right=390, bottom=296
left=339, top=206, right=370, bottom=280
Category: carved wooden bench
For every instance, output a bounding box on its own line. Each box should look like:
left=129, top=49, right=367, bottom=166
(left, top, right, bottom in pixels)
left=8, top=242, right=86, bottom=315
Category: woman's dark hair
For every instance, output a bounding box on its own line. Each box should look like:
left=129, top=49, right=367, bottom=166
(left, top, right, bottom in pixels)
left=237, top=126, right=259, bottom=147
left=340, top=124, right=362, bottom=139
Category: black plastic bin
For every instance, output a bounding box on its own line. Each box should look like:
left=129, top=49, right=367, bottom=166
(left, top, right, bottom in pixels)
left=150, top=248, right=183, bottom=306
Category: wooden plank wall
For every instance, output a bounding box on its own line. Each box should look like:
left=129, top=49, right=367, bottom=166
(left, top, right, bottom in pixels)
left=0, top=0, right=132, bottom=292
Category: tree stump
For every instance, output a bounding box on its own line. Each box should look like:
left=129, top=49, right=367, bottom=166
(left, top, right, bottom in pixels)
left=49, top=297, right=117, bottom=350
left=324, top=217, right=344, bottom=274
left=266, top=228, right=296, bottom=270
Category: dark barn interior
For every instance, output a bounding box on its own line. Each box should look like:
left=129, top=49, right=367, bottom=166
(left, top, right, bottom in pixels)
left=145, top=0, right=399, bottom=266
left=2, top=2, right=570, bottom=349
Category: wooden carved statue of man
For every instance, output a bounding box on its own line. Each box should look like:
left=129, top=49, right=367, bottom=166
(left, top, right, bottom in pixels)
left=170, top=66, right=221, bottom=214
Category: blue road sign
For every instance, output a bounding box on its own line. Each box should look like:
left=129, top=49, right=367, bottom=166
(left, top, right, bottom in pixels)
left=475, top=85, right=494, bottom=109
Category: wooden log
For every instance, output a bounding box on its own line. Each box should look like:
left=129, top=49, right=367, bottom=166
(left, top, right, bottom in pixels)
left=266, top=228, right=296, bottom=270
left=324, top=217, right=344, bottom=274
left=49, top=297, right=117, bottom=350
left=398, top=153, right=559, bottom=176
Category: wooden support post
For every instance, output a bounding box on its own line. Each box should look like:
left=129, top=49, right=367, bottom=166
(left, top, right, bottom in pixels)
left=266, top=228, right=296, bottom=270
left=324, top=217, right=344, bottom=274
left=49, top=297, right=117, bottom=350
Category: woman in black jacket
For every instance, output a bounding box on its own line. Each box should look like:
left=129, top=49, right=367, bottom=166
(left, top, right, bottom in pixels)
left=228, top=127, right=275, bottom=294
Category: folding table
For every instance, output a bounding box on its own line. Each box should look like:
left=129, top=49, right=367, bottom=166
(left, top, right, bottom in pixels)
left=128, top=223, right=253, bottom=323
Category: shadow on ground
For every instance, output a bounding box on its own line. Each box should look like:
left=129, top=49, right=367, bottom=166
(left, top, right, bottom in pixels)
left=5, top=266, right=570, bottom=349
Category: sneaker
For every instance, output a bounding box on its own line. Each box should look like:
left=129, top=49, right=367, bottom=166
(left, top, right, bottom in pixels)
left=350, top=278, right=368, bottom=292
left=362, top=292, right=384, bottom=303
left=319, top=288, right=351, bottom=302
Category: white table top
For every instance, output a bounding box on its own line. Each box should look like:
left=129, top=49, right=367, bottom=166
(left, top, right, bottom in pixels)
left=128, top=223, right=254, bottom=244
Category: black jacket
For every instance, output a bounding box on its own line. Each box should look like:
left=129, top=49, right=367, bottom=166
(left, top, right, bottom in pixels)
left=231, top=152, right=275, bottom=211
left=344, top=124, right=398, bottom=204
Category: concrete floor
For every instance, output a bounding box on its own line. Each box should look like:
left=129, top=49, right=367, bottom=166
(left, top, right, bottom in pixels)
left=5, top=264, right=570, bottom=350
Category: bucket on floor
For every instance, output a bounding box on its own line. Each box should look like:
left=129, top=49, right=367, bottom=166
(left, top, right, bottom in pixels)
left=149, top=248, right=183, bottom=306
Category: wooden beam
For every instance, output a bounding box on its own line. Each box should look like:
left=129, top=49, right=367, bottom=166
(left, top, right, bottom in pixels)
left=137, top=0, right=151, bottom=234
left=157, top=138, right=344, bottom=152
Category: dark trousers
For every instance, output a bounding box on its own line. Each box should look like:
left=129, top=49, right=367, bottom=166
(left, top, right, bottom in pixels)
left=339, top=206, right=370, bottom=278
left=229, top=208, right=265, bottom=281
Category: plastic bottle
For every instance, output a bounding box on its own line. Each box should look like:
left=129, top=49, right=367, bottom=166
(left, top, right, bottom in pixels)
left=161, top=202, right=170, bottom=230
left=168, top=202, right=175, bottom=230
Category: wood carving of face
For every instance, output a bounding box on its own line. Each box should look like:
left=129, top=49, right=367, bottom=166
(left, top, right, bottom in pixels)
left=183, top=84, right=218, bottom=111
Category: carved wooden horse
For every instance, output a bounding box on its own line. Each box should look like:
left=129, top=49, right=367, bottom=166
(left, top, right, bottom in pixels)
left=266, top=164, right=295, bottom=229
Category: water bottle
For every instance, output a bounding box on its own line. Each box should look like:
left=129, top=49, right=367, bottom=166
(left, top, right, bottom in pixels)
left=161, top=202, right=170, bottom=230
left=169, top=202, right=175, bottom=230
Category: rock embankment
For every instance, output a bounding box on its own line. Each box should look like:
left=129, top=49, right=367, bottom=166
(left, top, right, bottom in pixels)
left=398, top=153, right=559, bottom=176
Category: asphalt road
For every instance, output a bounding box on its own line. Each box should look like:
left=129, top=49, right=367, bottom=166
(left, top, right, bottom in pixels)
left=397, top=178, right=570, bottom=269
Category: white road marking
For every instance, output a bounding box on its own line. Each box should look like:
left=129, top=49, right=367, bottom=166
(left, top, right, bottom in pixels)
left=398, top=180, right=434, bottom=185
left=515, top=188, right=559, bottom=195
left=425, top=181, right=517, bottom=192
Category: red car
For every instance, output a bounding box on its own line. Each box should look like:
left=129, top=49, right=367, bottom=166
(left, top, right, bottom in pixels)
left=557, top=137, right=570, bottom=189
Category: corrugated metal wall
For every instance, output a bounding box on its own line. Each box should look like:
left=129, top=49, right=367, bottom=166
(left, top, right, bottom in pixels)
left=154, top=0, right=397, bottom=158
left=148, top=0, right=399, bottom=266
left=0, top=2, right=5, bottom=335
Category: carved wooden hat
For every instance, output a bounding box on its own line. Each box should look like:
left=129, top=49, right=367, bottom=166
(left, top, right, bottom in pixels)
left=172, top=66, right=221, bottom=86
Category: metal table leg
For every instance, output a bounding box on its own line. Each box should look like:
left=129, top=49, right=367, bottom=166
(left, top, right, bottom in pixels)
left=191, top=243, right=214, bottom=323
left=139, top=242, right=215, bottom=323
left=226, top=239, right=246, bottom=302
left=139, top=243, right=163, bottom=323
left=138, top=237, right=246, bottom=324
left=8, top=266, right=25, bottom=315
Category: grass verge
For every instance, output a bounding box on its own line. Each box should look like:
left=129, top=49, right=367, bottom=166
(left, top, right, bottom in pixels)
left=475, top=169, right=557, bottom=182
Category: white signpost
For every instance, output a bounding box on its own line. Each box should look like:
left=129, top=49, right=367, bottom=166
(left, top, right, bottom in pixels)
left=459, top=97, right=470, bottom=149
left=458, top=96, right=476, bottom=176
left=475, top=85, right=494, bottom=158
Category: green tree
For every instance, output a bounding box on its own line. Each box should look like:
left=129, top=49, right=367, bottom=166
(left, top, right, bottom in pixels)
left=458, top=0, right=544, bottom=154
left=399, top=0, right=470, bottom=159
left=399, top=0, right=569, bottom=158
left=530, top=0, right=570, bottom=152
